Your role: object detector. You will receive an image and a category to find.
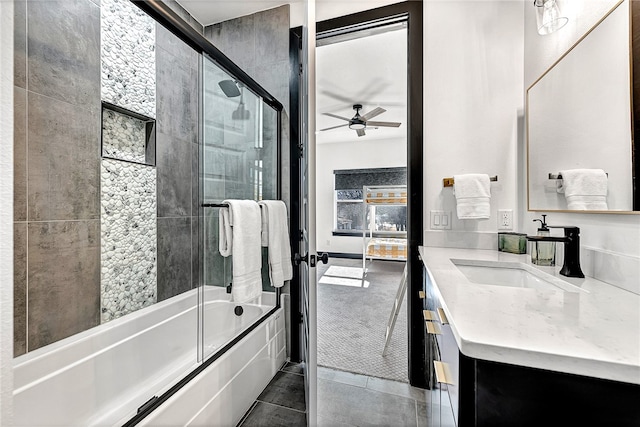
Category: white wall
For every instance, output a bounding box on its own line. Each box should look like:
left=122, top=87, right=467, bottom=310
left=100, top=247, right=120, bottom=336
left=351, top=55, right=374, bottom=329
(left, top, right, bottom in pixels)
left=316, top=138, right=406, bottom=254
left=0, top=2, right=14, bottom=424
left=423, top=1, right=525, bottom=249
left=523, top=0, right=640, bottom=273
left=526, top=2, right=632, bottom=212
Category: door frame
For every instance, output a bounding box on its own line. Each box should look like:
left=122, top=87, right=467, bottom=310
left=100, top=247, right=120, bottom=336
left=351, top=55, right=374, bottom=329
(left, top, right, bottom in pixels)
left=289, top=26, right=304, bottom=362
left=289, top=1, right=426, bottom=387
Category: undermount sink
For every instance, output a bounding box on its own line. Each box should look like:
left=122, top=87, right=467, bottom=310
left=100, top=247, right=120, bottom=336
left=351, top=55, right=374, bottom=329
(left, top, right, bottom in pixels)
left=451, top=259, right=585, bottom=293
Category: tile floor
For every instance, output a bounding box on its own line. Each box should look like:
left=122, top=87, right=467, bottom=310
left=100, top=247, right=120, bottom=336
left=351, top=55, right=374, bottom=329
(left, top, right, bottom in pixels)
left=238, top=361, right=431, bottom=427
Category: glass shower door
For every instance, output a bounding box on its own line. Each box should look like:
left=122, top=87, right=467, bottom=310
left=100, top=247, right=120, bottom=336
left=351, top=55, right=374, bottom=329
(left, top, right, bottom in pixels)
left=200, top=54, right=279, bottom=361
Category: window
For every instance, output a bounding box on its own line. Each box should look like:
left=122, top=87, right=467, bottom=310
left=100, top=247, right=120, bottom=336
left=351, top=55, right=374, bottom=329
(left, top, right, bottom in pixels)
left=368, top=205, right=407, bottom=232
left=336, top=189, right=364, bottom=231
left=333, top=167, right=407, bottom=236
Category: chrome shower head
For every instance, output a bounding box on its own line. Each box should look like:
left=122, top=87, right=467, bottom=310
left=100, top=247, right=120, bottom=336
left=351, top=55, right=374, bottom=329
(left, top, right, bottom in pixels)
left=218, top=79, right=241, bottom=98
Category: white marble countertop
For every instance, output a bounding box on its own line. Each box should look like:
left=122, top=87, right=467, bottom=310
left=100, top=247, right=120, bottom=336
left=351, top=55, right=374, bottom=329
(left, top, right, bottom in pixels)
left=418, top=246, right=640, bottom=385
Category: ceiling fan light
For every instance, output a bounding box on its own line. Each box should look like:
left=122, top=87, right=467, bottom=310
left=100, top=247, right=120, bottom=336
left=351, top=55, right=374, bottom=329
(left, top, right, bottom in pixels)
left=349, top=122, right=366, bottom=130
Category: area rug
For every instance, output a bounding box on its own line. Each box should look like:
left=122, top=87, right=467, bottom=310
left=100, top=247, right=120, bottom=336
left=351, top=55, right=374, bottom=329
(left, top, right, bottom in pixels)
left=316, top=257, right=408, bottom=383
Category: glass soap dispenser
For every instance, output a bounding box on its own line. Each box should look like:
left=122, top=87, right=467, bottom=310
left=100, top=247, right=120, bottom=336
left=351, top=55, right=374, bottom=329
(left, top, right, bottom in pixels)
left=531, top=215, right=556, bottom=266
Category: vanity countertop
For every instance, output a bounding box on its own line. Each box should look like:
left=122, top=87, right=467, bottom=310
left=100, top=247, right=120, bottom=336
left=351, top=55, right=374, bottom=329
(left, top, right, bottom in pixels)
left=418, top=246, right=640, bottom=385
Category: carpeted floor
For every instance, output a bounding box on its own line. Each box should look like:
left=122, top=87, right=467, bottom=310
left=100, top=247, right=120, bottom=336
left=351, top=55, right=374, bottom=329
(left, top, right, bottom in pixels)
left=317, top=257, right=408, bottom=383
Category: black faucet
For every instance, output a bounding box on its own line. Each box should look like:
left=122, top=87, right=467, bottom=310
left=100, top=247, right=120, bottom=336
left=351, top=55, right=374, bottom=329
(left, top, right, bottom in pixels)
left=527, top=226, right=585, bottom=278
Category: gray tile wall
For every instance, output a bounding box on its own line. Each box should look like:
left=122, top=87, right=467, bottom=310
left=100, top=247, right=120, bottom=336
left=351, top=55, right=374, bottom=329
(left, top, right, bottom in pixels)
left=13, top=0, right=102, bottom=357
left=155, top=22, right=200, bottom=302
left=204, top=4, right=292, bottom=292
left=27, top=220, right=101, bottom=349
left=12, top=0, right=286, bottom=357
left=13, top=0, right=203, bottom=356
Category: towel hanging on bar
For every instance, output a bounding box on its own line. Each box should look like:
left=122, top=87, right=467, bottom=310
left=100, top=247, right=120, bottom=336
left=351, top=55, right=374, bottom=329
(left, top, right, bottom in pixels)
left=218, top=200, right=263, bottom=303
left=453, top=174, right=491, bottom=219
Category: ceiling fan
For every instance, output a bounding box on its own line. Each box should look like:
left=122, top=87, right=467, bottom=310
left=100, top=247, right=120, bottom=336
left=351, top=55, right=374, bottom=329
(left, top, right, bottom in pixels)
left=319, top=104, right=401, bottom=137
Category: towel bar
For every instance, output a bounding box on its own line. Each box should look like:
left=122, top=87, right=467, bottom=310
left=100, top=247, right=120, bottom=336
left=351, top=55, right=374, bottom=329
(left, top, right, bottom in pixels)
left=443, top=175, right=498, bottom=187
left=202, top=202, right=229, bottom=208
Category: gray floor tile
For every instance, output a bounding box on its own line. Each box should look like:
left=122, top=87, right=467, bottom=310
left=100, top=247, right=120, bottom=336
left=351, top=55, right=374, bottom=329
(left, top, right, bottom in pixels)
left=366, top=376, right=429, bottom=402
left=317, top=377, right=417, bottom=427
left=416, top=401, right=429, bottom=427
left=281, top=361, right=304, bottom=375
left=258, top=371, right=306, bottom=412
left=239, top=401, right=306, bottom=427
left=317, top=366, right=368, bottom=388
left=318, top=415, right=357, bottom=427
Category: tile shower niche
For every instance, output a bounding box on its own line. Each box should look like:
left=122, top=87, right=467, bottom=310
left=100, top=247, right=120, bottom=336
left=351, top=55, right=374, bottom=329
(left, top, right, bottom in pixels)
left=101, top=102, right=156, bottom=166
left=100, top=102, right=157, bottom=323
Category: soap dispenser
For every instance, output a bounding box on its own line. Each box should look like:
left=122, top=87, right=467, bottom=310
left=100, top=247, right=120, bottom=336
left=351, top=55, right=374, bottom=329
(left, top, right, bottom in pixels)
left=531, top=215, right=556, bottom=266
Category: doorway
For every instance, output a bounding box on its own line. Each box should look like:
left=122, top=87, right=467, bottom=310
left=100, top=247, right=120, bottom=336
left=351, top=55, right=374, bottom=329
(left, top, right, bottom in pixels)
left=289, top=1, right=425, bottom=388
left=315, top=21, right=409, bottom=382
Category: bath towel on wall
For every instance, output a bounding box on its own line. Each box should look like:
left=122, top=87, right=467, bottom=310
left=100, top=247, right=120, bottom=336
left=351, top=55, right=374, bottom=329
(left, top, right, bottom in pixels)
left=556, top=169, right=608, bottom=210
left=258, top=200, right=293, bottom=288
left=453, top=174, right=491, bottom=219
left=218, top=199, right=263, bottom=303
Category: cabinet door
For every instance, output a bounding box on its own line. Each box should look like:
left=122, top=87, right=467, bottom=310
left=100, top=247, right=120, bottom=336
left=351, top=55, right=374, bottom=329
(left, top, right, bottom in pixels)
left=437, top=308, right=459, bottom=426
left=429, top=333, right=456, bottom=427
left=425, top=267, right=460, bottom=426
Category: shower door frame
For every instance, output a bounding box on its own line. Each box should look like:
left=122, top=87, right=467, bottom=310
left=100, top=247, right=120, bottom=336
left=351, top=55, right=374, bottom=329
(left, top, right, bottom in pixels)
left=125, top=2, right=285, bottom=425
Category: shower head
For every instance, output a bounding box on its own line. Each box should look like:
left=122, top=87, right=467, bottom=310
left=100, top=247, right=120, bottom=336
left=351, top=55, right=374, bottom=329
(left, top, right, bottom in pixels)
left=218, top=79, right=241, bottom=98
left=231, top=86, right=250, bottom=120
left=232, top=102, right=250, bottom=120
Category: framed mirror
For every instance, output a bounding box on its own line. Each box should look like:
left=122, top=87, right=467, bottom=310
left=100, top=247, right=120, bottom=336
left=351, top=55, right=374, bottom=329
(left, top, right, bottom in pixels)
left=527, top=0, right=639, bottom=213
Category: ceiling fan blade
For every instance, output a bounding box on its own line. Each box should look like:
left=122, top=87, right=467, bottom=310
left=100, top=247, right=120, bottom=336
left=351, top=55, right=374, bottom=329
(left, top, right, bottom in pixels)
left=319, top=123, right=349, bottom=131
left=361, top=107, right=386, bottom=121
left=356, top=128, right=366, bottom=137
left=366, top=121, right=401, bottom=128
left=322, top=112, right=351, bottom=121
left=319, top=88, right=353, bottom=103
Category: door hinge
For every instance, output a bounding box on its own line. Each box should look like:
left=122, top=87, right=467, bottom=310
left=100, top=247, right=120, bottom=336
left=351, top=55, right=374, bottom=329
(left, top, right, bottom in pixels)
left=297, top=143, right=304, bottom=158
left=297, top=312, right=303, bottom=323
left=299, top=63, right=303, bottom=75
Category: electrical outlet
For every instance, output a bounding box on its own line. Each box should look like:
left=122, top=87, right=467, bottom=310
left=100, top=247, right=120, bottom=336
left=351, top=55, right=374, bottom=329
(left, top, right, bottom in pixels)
left=498, top=209, right=513, bottom=230
left=430, top=210, right=452, bottom=230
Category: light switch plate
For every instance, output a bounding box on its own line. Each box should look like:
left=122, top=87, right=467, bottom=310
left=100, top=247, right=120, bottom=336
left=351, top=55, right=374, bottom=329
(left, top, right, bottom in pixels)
left=430, top=210, right=452, bottom=230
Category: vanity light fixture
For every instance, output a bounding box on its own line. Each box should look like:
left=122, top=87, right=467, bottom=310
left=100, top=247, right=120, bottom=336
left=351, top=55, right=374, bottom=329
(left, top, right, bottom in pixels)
left=534, top=0, right=568, bottom=35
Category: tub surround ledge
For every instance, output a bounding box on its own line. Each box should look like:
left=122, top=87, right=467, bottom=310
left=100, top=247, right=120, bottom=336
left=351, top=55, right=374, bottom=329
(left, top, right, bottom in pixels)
left=419, top=246, right=640, bottom=385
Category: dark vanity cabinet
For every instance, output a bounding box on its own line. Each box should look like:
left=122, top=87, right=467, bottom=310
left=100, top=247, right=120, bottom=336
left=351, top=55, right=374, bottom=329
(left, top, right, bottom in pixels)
left=422, top=265, right=640, bottom=427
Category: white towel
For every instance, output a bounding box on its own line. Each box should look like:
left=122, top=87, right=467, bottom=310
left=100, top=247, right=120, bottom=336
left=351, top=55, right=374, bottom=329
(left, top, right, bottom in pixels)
left=556, top=169, right=608, bottom=210
left=258, top=200, right=293, bottom=288
left=453, top=174, right=491, bottom=219
left=218, top=200, right=263, bottom=303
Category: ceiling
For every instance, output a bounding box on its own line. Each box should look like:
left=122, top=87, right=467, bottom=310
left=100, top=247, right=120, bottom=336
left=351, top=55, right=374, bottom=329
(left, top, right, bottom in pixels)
left=176, top=0, right=408, bottom=144
left=316, top=26, right=407, bottom=144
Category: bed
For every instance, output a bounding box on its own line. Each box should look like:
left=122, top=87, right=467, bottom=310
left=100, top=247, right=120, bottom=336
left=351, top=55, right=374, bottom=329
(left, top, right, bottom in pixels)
left=362, top=185, right=408, bottom=272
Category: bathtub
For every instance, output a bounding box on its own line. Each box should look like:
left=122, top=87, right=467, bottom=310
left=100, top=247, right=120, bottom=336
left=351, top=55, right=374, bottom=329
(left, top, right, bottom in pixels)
left=13, top=287, right=285, bottom=426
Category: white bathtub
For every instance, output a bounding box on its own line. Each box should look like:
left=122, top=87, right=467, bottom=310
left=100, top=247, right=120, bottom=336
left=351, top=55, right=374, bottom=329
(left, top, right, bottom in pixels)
left=13, top=287, right=285, bottom=426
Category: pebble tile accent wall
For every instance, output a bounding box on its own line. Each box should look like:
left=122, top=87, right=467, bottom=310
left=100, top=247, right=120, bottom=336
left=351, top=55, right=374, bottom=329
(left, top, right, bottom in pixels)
left=100, top=159, right=157, bottom=322
left=100, top=0, right=157, bottom=322
left=101, top=0, right=156, bottom=118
